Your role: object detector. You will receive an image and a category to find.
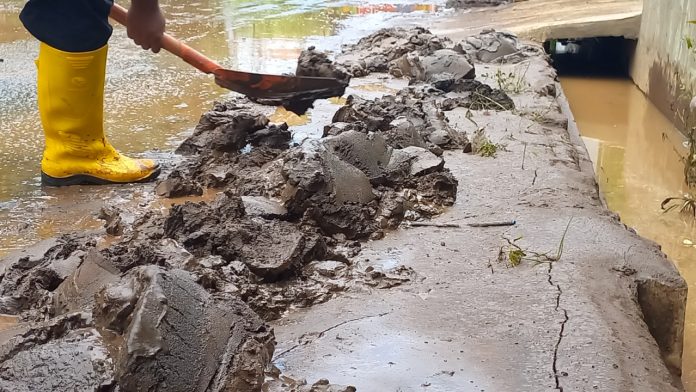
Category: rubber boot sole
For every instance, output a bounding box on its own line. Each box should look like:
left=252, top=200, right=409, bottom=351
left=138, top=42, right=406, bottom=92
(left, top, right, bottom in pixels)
left=41, top=166, right=161, bottom=187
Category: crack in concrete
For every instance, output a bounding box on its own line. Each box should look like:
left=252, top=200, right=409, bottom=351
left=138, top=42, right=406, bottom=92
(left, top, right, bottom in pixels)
left=272, top=311, right=391, bottom=360
left=547, top=262, right=568, bottom=391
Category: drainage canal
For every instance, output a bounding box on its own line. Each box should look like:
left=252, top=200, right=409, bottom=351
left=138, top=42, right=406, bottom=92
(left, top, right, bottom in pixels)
left=548, top=36, right=696, bottom=390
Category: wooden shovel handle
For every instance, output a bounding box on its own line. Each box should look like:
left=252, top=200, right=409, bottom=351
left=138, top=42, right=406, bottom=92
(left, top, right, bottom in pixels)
left=109, top=3, right=222, bottom=75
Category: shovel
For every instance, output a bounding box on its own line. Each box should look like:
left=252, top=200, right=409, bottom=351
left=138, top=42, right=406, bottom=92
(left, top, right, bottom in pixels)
left=109, top=4, right=347, bottom=106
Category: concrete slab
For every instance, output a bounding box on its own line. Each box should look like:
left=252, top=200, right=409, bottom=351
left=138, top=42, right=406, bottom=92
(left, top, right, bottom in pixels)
left=433, top=0, right=643, bottom=41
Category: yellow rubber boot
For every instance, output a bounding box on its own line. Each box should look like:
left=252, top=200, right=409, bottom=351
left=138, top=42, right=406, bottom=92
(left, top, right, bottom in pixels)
left=37, top=43, right=160, bottom=186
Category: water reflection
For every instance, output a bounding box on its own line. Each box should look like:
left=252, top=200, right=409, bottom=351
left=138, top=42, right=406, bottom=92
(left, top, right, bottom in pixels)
left=562, top=76, right=696, bottom=390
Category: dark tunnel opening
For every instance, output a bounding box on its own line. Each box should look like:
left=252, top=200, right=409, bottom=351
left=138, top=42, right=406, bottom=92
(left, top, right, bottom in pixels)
left=545, top=36, right=636, bottom=77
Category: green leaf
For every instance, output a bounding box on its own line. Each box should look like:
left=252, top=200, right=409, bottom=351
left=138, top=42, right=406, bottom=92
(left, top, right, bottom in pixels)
left=689, top=20, right=696, bottom=24
left=509, top=249, right=525, bottom=267
left=687, top=37, right=694, bottom=49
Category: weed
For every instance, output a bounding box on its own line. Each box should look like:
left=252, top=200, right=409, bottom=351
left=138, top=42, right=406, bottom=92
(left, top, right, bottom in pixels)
left=508, top=249, right=525, bottom=267
left=472, top=128, right=501, bottom=157
left=492, top=65, right=530, bottom=95
left=499, top=218, right=573, bottom=267
left=468, top=91, right=512, bottom=111
left=477, top=140, right=499, bottom=157
left=661, top=194, right=696, bottom=219
left=525, top=105, right=557, bottom=125
left=663, top=19, right=696, bottom=198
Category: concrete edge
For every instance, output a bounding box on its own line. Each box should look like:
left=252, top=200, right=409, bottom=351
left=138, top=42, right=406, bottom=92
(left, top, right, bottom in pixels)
left=555, top=80, right=688, bottom=379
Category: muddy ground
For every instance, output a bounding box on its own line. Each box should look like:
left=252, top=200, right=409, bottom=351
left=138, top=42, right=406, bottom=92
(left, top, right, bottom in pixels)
left=0, top=21, right=687, bottom=392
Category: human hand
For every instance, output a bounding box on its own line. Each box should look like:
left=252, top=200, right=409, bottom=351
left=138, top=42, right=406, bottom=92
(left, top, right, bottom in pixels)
left=127, top=0, right=165, bottom=53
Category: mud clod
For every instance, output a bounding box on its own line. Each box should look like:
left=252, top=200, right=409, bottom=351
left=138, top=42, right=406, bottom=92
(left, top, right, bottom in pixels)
left=390, top=49, right=475, bottom=82
left=438, top=79, right=514, bottom=111
left=263, top=374, right=357, bottom=392
left=98, top=206, right=125, bottom=236
left=0, top=313, right=114, bottom=392
left=297, top=47, right=351, bottom=84
left=252, top=48, right=350, bottom=114
left=0, top=234, right=94, bottom=320
left=454, top=29, right=546, bottom=64
left=445, top=0, right=512, bottom=9
left=95, top=266, right=274, bottom=392
left=177, top=100, right=270, bottom=156
left=337, top=27, right=450, bottom=77
left=155, top=169, right=204, bottom=198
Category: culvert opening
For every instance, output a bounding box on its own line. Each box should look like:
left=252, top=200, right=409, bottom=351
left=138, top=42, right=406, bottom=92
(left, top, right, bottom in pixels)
left=544, top=36, right=636, bottom=76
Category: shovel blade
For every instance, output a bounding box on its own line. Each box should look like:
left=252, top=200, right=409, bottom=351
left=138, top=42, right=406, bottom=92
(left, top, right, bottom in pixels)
left=213, top=69, right=348, bottom=101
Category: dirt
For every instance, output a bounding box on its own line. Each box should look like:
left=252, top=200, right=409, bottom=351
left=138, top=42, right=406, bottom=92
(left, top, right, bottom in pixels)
left=0, top=313, right=114, bottom=392
left=97, top=266, right=274, bottom=392
left=263, top=375, right=357, bottom=392
left=0, top=21, right=685, bottom=392
left=445, top=0, right=513, bottom=9
left=98, top=206, right=125, bottom=236
left=296, top=47, right=351, bottom=84
left=336, top=27, right=451, bottom=77
left=0, top=25, right=520, bottom=390
left=250, top=48, right=351, bottom=115
left=0, top=234, right=94, bottom=321
left=437, top=79, right=515, bottom=111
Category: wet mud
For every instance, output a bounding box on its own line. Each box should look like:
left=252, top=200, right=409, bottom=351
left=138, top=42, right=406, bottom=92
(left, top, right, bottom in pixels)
left=251, top=48, right=350, bottom=115
left=445, top=0, right=513, bottom=9
left=0, top=26, right=544, bottom=391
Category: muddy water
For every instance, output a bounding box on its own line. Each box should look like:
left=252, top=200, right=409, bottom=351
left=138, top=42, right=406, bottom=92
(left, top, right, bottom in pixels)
left=0, top=0, right=440, bottom=255
left=561, top=76, right=696, bottom=389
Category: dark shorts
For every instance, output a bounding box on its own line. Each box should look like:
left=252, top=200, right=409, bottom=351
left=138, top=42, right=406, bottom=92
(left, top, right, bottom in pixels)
left=20, top=0, right=114, bottom=52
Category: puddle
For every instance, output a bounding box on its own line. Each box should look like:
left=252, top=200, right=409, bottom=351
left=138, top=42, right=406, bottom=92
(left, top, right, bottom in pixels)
left=561, top=76, right=696, bottom=390
left=269, top=107, right=311, bottom=126
left=0, top=315, right=19, bottom=331
left=0, top=0, right=441, bottom=257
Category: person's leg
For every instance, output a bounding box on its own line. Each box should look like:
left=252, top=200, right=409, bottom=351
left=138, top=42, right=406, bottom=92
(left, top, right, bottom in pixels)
left=20, top=0, right=160, bottom=186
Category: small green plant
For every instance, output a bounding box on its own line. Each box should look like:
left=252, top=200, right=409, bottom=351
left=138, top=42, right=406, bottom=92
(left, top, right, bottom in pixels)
left=492, top=66, right=530, bottom=95
left=477, top=140, right=499, bottom=157
left=471, top=128, right=501, bottom=157
left=498, top=219, right=573, bottom=267
left=525, top=105, right=557, bottom=125
left=675, top=20, right=696, bottom=186
left=661, top=194, right=696, bottom=218
left=685, top=21, right=696, bottom=53
left=508, top=249, right=525, bottom=267
left=467, top=91, right=513, bottom=111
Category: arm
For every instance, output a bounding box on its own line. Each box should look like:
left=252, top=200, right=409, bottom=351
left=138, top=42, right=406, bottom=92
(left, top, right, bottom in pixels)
left=126, top=0, right=166, bottom=53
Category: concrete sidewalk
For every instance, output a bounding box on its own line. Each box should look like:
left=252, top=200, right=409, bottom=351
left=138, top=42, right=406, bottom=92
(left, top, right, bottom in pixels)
left=433, top=0, right=642, bottom=41
left=271, top=58, right=685, bottom=391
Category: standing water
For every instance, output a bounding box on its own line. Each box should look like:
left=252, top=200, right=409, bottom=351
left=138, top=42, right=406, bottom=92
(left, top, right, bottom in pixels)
left=562, top=76, right=696, bottom=390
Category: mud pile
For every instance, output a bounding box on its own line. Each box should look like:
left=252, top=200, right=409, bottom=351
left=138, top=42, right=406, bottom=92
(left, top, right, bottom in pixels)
left=334, top=27, right=517, bottom=113
left=264, top=375, right=357, bottom=392
left=445, top=0, right=513, bottom=9
left=0, top=26, right=540, bottom=391
left=336, top=27, right=451, bottom=77
left=453, top=29, right=546, bottom=63
left=337, top=27, right=538, bottom=74
left=0, top=242, right=274, bottom=391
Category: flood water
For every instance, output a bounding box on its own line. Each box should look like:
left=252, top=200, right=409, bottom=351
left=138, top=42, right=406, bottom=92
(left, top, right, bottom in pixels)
left=562, top=76, right=696, bottom=390
left=0, top=0, right=440, bottom=255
